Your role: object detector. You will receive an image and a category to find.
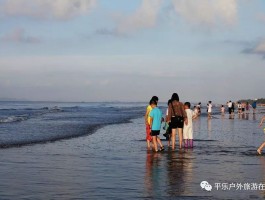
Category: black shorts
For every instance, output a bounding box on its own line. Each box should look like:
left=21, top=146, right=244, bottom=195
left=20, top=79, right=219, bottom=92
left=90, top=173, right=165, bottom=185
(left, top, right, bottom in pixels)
left=151, top=130, right=160, bottom=136
left=171, top=116, right=184, bottom=129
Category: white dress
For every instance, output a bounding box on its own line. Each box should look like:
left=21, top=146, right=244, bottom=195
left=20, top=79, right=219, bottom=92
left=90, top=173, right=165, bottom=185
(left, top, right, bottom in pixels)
left=183, top=109, right=193, bottom=139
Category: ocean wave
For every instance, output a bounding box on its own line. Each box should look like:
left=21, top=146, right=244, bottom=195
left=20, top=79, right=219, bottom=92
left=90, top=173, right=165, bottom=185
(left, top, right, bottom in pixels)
left=0, top=106, right=64, bottom=124
left=0, top=115, right=29, bottom=123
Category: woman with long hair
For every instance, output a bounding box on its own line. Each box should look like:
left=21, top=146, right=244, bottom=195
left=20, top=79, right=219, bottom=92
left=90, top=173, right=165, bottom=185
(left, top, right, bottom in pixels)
left=167, top=93, right=187, bottom=149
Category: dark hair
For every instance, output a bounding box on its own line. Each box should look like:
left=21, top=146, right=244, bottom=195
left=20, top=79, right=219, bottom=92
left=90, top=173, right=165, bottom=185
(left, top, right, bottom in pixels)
left=167, top=99, right=172, bottom=106
left=150, top=100, right=157, bottom=106
left=171, top=93, right=179, bottom=101
left=151, top=96, right=159, bottom=102
left=209, top=101, right=212, bottom=103
left=184, top=102, right=191, bottom=108
left=149, top=99, right=152, bottom=105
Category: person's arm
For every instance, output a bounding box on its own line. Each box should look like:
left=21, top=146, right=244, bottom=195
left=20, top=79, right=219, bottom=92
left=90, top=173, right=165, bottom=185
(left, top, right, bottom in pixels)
left=167, top=106, right=172, bottom=123
left=150, top=117, right=153, bottom=129
left=259, top=116, right=265, bottom=127
left=145, top=108, right=150, bottom=125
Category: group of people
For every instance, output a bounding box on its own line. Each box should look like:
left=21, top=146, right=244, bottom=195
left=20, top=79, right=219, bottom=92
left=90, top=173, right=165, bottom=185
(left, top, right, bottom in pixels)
left=144, top=93, right=195, bottom=152
left=144, top=94, right=265, bottom=155
left=226, top=100, right=257, bottom=116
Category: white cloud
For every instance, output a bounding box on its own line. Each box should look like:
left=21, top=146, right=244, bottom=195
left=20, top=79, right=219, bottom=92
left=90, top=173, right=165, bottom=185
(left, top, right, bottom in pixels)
left=116, top=0, right=162, bottom=34
left=0, top=0, right=96, bottom=20
left=171, top=0, right=237, bottom=27
left=1, top=28, right=41, bottom=43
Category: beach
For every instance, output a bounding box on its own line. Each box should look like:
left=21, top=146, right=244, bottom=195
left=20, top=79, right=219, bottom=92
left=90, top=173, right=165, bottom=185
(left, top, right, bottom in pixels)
left=0, top=103, right=265, bottom=199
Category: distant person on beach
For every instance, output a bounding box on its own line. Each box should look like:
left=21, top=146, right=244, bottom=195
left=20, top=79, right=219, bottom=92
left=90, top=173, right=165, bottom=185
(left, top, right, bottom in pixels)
left=232, top=102, right=235, bottom=115
left=221, top=105, right=225, bottom=115
left=246, top=102, right=250, bottom=114
left=149, top=100, right=164, bottom=152
left=237, top=102, right=242, bottom=114
left=193, top=106, right=199, bottom=119
left=145, top=96, right=159, bottom=149
left=252, top=100, right=257, bottom=114
left=167, top=93, right=187, bottom=149
left=183, top=102, right=194, bottom=148
left=163, top=99, right=172, bottom=147
left=196, top=102, right=201, bottom=116
left=257, top=116, right=265, bottom=155
left=242, top=103, right=245, bottom=114
left=227, top=101, right=232, bottom=115
left=207, top=101, right=212, bottom=118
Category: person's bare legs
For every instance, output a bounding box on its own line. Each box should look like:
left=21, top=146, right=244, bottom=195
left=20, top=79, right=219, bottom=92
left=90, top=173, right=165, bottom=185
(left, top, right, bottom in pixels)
left=146, top=125, right=152, bottom=149
left=171, top=128, right=176, bottom=149
left=168, top=135, right=171, bottom=147
left=146, top=140, right=151, bottom=150
left=152, top=136, right=158, bottom=152
left=257, top=142, right=265, bottom=155
left=156, top=137, right=163, bottom=147
left=178, top=128, right=183, bottom=149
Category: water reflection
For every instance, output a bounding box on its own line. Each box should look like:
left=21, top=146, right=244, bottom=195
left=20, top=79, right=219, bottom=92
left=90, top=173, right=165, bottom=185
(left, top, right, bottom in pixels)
left=144, top=151, right=162, bottom=197
left=166, top=150, right=194, bottom=197
left=144, top=150, right=194, bottom=198
left=207, top=119, right=212, bottom=136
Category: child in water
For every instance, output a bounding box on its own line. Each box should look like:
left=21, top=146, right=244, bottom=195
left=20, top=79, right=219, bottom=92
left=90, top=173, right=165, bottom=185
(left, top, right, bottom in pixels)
left=221, top=105, right=225, bottom=115
left=257, top=116, right=265, bottom=155
left=183, top=102, right=194, bottom=148
left=163, top=99, right=172, bottom=147
left=149, top=100, right=164, bottom=152
left=144, top=96, right=159, bottom=149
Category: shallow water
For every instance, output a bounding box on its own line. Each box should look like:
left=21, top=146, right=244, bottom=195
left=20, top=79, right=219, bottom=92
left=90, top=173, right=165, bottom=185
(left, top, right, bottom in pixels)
left=0, top=105, right=265, bottom=199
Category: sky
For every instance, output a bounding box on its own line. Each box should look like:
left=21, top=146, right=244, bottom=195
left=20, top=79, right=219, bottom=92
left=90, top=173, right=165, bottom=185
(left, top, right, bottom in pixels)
left=0, top=0, right=265, bottom=103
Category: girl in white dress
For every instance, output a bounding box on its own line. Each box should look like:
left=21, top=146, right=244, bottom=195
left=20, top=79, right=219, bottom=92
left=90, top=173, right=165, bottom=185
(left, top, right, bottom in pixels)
left=183, top=102, right=194, bottom=148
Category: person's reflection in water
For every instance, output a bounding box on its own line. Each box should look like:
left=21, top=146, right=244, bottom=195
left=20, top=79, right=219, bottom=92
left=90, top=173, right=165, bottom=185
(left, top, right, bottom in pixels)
left=246, top=113, right=249, bottom=120
left=207, top=118, right=212, bottom=137
left=166, top=150, right=194, bottom=197
left=144, top=151, right=162, bottom=198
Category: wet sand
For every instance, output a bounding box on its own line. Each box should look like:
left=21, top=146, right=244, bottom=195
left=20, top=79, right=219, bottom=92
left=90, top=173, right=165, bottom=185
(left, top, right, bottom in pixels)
left=0, top=111, right=265, bottom=199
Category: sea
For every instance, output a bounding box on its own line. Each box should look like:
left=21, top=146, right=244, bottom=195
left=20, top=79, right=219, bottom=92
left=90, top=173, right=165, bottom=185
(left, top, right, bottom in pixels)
left=0, top=101, right=265, bottom=199
left=0, top=101, right=146, bottom=148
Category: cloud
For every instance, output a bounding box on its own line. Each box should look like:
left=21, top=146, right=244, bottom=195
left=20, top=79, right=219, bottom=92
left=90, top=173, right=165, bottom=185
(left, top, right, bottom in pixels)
left=171, top=0, right=238, bottom=27
left=0, top=0, right=96, bottom=20
left=242, top=39, right=265, bottom=59
left=115, top=0, right=163, bottom=34
left=107, top=0, right=238, bottom=36
left=1, top=28, right=41, bottom=44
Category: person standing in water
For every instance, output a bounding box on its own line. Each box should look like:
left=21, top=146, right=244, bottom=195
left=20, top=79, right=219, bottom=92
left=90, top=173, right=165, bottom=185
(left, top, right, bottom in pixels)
left=145, top=96, right=159, bottom=149
left=167, top=93, right=187, bottom=149
left=183, top=102, right=194, bottom=148
left=163, top=99, right=172, bottom=147
left=207, top=101, right=213, bottom=118
left=252, top=100, right=257, bottom=114
left=149, top=100, right=164, bottom=152
left=221, top=105, right=225, bottom=116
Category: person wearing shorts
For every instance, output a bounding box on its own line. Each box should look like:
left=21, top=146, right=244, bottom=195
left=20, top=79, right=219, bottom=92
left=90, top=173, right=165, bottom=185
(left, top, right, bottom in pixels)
left=167, top=93, right=187, bottom=149
left=145, top=96, right=159, bottom=149
left=149, top=100, right=164, bottom=152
